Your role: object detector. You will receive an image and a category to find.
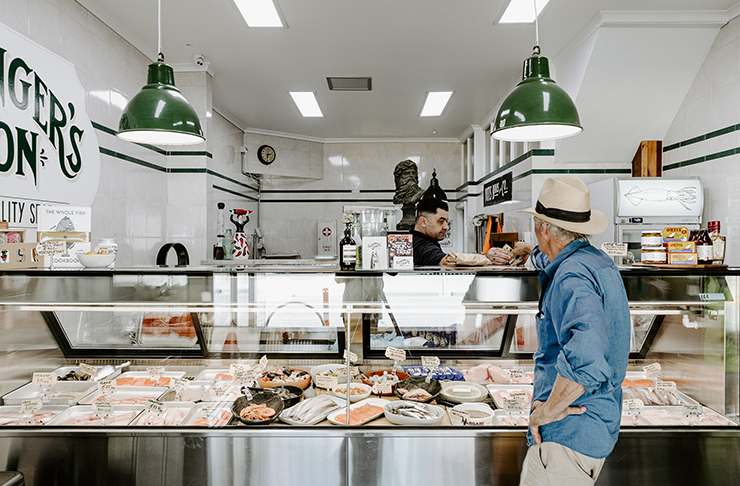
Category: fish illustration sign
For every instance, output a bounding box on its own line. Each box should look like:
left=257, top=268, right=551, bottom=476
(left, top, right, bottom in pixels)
left=0, top=23, right=100, bottom=232
left=617, top=179, right=703, bottom=218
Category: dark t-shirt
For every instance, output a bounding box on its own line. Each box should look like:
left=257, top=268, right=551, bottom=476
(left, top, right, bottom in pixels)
left=411, top=230, right=446, bottom=267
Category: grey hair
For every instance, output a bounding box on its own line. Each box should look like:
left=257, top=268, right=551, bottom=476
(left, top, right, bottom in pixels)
left=533, top=216, right=589, bottom=244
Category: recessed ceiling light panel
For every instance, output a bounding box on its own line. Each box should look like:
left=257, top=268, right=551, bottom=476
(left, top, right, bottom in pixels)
left=420, top=91, right=453, bottom=117
left=327, top=77, right=372, bottom=91
left=234, top=0, right=285, bottom=28
left=290, top=91, right=324, bottom=117
left=499, top=0, right=550, bottom=24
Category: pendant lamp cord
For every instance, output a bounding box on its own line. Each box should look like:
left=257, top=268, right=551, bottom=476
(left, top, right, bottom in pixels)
left=157, top=0, right=164, bottom=62
left=532, top=0, right=540, bottom=56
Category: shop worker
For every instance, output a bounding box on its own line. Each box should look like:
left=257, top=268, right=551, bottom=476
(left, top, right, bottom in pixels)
left=412, top=198, right=513, bottom=267
left=515, top=177, right=630, bottom=486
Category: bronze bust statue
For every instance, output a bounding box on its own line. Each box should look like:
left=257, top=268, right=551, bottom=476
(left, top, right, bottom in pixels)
left=393, top=159, right=425, bottom=230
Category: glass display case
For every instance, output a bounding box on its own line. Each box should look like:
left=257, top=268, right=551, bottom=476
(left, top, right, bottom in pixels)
left=0, top=268, right=739, bottom=486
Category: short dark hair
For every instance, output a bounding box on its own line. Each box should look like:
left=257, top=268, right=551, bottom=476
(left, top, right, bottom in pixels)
left=415, top=198, right=449, bottom=223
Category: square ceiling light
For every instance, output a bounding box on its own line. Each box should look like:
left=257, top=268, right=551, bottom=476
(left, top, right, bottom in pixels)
left=420, top=91, right=453, bottom=117
left=326, top=77, right=372, bottom=91
left=235, top=0, right=285, bottom=27
left=499, top=0, right=550, bottom=23
left=290, top=92, right=323, bottom=117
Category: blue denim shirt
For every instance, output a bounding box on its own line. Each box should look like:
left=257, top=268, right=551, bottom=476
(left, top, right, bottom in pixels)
left=527, top=239, right=631, bottom=459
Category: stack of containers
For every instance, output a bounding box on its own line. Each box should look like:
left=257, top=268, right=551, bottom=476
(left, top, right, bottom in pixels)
left=640, top=230, right=666, bottom=264
left=664, top=227, right=697, bottom=265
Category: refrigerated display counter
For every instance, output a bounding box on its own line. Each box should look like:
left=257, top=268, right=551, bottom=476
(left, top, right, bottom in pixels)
left=0, top=267, right=738, bottom=486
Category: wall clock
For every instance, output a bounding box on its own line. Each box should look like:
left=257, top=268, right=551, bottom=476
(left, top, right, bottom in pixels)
left=257, top=145, right=276, bottom=165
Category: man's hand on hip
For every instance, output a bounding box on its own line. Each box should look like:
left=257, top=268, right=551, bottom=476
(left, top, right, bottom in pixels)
left=529, top=399, right=587, bottom=444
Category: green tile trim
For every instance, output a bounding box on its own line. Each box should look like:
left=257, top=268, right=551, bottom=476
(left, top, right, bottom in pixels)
left=663, top=123, right=739, bottom=152
left=455, top=149, right=556, bottom=191
left=664, top=145, right=740, bottom=171
left=213, top=185, right=259, bottom=202
left=168, top=168, right=259, bottom=192
left=99, top=147, right=166, bottom=172
left=92, top=120, right=212, bottom=157
left=262, top=198, right=395, bottom=204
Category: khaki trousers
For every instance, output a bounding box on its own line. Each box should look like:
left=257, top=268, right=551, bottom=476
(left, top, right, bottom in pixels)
left=520, top=442, right=605, bottom=486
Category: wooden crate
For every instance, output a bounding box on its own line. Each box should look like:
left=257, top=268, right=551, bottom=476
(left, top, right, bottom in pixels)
left=0, top=229, right=25, bottom=243
left=0, top=243, right=43, bottom=269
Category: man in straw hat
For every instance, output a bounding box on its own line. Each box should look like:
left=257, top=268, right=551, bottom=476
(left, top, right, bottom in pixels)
left=515, top=177, right=630, bottom=486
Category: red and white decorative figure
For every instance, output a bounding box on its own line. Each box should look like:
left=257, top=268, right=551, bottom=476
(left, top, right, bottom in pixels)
left=230, top=209, right=252, bottom=258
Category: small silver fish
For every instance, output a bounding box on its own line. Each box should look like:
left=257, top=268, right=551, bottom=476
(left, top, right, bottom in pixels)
left=625, top=186, right=697, bottom=210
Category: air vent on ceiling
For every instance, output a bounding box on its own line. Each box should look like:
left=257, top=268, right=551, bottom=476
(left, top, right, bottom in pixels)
left=326, top=77, right=372, bottom=91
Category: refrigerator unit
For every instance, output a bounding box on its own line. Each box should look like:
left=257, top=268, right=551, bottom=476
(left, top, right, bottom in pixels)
left=588, top=178, right=703, bottom=263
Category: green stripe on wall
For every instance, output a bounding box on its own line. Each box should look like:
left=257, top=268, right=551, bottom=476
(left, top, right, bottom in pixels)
left=663, top=145, right=740, bottom=171
left=92, top=121, right=212, bottom=157
left=99, top=147, right=167, bottom=172
left=213, top=185, right=259, bottom=201
left=663, top=123, right=740, bottom=152
left=455, top=149, right=556, bottom=192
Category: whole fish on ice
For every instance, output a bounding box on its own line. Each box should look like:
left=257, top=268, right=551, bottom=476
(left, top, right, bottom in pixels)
left=624, top=186, right=697, bottom=210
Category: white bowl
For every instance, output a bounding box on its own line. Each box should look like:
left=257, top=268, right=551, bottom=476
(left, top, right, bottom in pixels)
left=449, top=403, right=494, bottom=426
left=77, top=252, right=115, bottom=268
left=331, top=383, right=372, bottom=402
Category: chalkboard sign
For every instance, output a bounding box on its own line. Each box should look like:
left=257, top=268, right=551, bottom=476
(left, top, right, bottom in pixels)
left=483, top=172, right=512, bottom=207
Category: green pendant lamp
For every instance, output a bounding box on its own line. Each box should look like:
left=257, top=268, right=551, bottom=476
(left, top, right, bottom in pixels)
left=491, top=1, right=581, bottom=142
left=118, top=0, right=205, bottom=145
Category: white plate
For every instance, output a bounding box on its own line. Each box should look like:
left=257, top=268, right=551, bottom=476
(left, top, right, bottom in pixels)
left=310, top=364, right=350, bottom=388
left=279, top=396, right=345, bottom=426
left=77, top=386, right=167, bottom=405
left=331, top=384, right=372, bottom=402
left=383, top=401, right=445, bottom=425
left=439, top=382, right=488, bottom=403
left=486, top=384, right=534, bottom=409
left=327, top=397, right=390, bottom=426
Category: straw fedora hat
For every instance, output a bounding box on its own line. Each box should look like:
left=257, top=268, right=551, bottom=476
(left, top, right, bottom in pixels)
left=520, top=177, right=608, bottom=235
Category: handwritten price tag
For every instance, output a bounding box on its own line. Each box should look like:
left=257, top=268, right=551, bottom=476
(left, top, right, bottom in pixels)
left=32, top=373, right=57, bottom=387
left=450, top=409, right=470, bottom=425
left=683, top=404, right=702, bottom=418
left=92, top=401, right=114, bottom=416
left=623, top=399, right=644, bottom=415
left=422, top=356, right=440, bottom=368
left=97, top=380, right=116, bottom=394
left=36, top=241, right=66, bottom=256
left=643, top=363, right=661, bottom=376
left=372, top=383, right=393, bottom=395
left=656, top=381, right=676, bottom=393
left=147, top=367, right=166, bottom=380
left=20, top=399, right=42, bottom=414
left=385, top=346, right=406, bottom=362
left=200, top=408, right=220, bottom=421
left=79, top=363, right=98, bottom=377
left=171, top=377, right=189, bottom=391
left=343, top=350, right=359, bottom=363
left=259, top=355, right=268, bottom=371
left=503, top=399, right=525, bottom=412
left=510, top=392, right=528, bottom=404
left=229, top=364, right=246, bottom=377
left=145, top=399, right=166, bottom=415
left=507, top=369, right=525, bottom=380
left=316, top=375, right=338, bottom=388
left=601, top=242, right=628, bottom=257
left=210, top=384, right=229, bottom=398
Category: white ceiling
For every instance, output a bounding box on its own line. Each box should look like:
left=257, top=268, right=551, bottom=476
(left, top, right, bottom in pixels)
left=78, top=0, right=740, bottom=142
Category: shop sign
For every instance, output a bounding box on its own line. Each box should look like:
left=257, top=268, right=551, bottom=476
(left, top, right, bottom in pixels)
left=483, top=172, right=512, bottom=207
left=0, top=23, right=100, bottom=230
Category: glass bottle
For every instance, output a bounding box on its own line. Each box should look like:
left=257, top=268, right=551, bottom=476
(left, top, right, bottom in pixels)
left=696, top=229, right=713, bottom=265
left=339, top=222, right=357, bottom=271
left=708, top=221, right=726, bottom=265
left=382, top=217, right=389, bottom=235
left=353, top=222, right=363, bottom=268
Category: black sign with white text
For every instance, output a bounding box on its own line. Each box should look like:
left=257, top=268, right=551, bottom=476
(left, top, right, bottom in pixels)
left=483, top=172, right=512, bottom=207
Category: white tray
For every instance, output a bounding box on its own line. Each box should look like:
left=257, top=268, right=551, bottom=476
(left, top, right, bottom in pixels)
left=77, top=386, right=167, bottom=405
left=180, top=402, right=233, bottom=426
left=47, top=406, right=143, bottom=426
left=2, top=382, right=96, bottom=406
left=486, top=384, right=534, bottom=409
left=0, top=405, right=69, bottom=426
left=115, top=371, right=186, bottom=387
left=327, top=397, right=389, bottom=426
left=383, top=401, right=445, bottom=426
left=159, top=381, right=212, bottom=402
left=621, top=386, right=698, bottom=407
left=195, top=369, right=234, bottom=382
left=492, top=409, right=530, bottom=426
left=640, top=406, right=738, bottom=426
left=279, top=396, right=345, bottom=426
left=53, top=365, right=121, bottom=382
left=310, top=364, right=351, bottom=388
left=129, top=402, right=195, bottom=426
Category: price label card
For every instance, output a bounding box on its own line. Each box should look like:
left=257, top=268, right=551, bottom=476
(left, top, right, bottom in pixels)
left=450, top=409, right=470, bottom=424
left=335, top=366, right=359, bottom=377
left=147, top=366, right=166, bottom=380
left=422, top=356, right=440, bottom=368
left=20, top=399, right=43, bottom=414
left=210, top=384, right=229, bottom=398
left=601, top=242, right=629, bottom=257
left=343, top=350, right=359, bottom=363
left=316, top=375, right=338, bottom=388
left=145, top=399, right=166, bottom=415
left=385, top=346, right=406, bottom=362
left=78, top=363, right=98, bottom=377
left=656, top=381, right=677, bottom=393
left=372, top=383, right=393, bottom=395
left=507, top=369, right=525, bottom=380
left=92, top=401, right=114, bottom=416
left=623, top=399, right=644, bottom=415
left=171, top=377, right=189, bottom=392
left=229, top=364, right=246, bottom=377
left=503, top=398, right=525, bottom=412
left=683, top=404, right=702, bottom=418
left=643, top=363, right=661, bottom=375
left=510, top=392, right=528, bottom=404
left=200, top=408, right=220, bottom=421
left=36, top=241, right=66, bottom=256
left=97, top=380, right=116, bottom=394
left=259, top=355, right=268, bottom=371
left=32, top=372, right=57, bottom=387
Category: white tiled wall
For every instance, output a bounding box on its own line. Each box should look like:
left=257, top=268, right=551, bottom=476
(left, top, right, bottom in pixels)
left=663, top=16, right=740, bottom=265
